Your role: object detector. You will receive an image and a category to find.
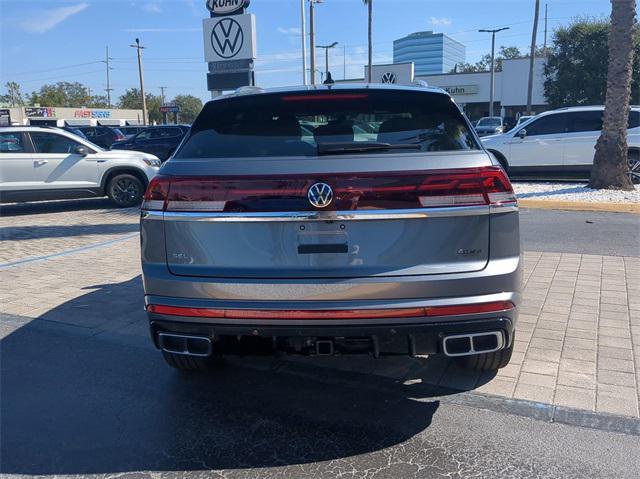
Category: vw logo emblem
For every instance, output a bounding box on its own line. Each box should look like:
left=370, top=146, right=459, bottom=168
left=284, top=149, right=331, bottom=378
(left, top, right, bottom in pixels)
left=211, top=17, right=244, bottom=59
left=307, top=183, right=333, bottom=208
left=381, top=72, right=397, bottom=84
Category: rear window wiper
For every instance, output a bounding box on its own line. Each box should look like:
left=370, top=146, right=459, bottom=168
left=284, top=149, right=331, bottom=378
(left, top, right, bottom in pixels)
left=317, top=142, right=422, bottom=155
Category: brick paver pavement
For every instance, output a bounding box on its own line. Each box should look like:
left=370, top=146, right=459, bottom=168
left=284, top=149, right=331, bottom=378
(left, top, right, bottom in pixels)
left=1, top=202, right=638, bottom=418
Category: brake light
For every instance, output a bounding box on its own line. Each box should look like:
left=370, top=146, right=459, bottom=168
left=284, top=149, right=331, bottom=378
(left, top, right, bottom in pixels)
left=146, top=301, right=514, bottom=319
left=142, top=175, right=170, bottom=210
left=139, top=167, right=516, bottom=212
left=280, top=93, right=369, bottom=101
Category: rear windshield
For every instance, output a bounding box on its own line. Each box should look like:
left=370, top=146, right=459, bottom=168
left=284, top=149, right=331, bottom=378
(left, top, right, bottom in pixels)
left=477, top=118, right=501, bottom=127
left=174, top=89, right=479, bottom=159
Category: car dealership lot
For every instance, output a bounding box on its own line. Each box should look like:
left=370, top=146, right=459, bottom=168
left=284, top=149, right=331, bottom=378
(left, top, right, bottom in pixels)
left=1, top=199, right=639, bottom=477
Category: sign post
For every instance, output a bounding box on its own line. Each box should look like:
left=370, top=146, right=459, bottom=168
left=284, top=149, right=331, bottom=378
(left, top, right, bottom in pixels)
left=203, top=0, right=256, bottom=95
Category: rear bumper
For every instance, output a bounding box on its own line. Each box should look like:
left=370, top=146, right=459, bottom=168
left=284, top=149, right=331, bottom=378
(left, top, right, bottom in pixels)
left=146, top=295, right=517, bottom=356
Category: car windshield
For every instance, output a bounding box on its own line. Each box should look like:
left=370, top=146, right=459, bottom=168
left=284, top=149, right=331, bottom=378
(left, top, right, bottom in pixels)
left=174, top=89, right=479, bottom=159
left=477, top=118, right=501, bottom=127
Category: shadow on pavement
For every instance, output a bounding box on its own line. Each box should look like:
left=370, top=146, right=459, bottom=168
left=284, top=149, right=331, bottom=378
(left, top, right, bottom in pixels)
left=0, top=198, right=130, bottom=217
left=0, top=276, right=492, bottom=475
left=0, top=223, right=139, bottom=241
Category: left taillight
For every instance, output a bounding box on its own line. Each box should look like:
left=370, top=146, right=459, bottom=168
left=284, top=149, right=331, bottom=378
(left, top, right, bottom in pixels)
left=142, top=175, right=170, bottom=211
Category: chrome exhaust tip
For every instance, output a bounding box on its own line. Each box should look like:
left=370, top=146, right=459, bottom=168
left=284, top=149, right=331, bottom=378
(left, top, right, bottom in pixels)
left=158, top=332, right=213, bottom=357
left=442, top=331, right=504, bottom=357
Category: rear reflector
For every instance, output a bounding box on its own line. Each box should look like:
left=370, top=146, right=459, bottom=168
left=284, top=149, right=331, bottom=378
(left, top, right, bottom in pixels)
left=141, top=167, right=516, bottom=213
left=147, top=301, right=514, bottom=319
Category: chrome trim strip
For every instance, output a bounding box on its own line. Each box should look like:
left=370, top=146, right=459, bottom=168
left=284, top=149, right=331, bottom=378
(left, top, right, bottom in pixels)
left=159, top=205, right=495, bottom=222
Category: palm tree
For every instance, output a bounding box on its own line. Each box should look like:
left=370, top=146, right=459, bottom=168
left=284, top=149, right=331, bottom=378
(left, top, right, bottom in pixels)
left=589, top=0, right=636, bottom=190
left=362, top=0, right=372, bottom=82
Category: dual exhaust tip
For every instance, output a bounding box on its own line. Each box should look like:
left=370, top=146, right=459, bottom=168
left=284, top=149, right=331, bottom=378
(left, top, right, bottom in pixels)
left=158, top=331, right=506, bottom=358
left=441, top=331, right=504, bottom=357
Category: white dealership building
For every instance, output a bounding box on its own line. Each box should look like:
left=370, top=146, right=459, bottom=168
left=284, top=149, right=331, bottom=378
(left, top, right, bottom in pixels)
left=350, top=57, right=548, bottom=124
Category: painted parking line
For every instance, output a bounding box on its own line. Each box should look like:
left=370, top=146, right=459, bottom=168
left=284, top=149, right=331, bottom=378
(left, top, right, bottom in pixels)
left=0, top=233, right=138, bottom=270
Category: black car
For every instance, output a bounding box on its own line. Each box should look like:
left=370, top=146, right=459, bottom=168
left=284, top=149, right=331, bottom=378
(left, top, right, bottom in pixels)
left=74, top=126, right=126, bottom=149
left=119, top=126, right=145, bottom=139
left=110, top=125, right=189, bottom=161
left=61, top=126, right=88, bottom=140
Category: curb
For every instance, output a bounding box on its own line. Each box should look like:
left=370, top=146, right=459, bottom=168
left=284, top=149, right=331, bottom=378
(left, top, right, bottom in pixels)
left=518, top=199, right=639, bottom=213
left=231, top=356, right=640, bottom=437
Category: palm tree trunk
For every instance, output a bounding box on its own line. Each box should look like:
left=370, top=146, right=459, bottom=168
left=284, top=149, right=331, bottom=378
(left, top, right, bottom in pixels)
left=367, top=0, right=372, bottom=82
left=589, top=0, right=636, bottom=190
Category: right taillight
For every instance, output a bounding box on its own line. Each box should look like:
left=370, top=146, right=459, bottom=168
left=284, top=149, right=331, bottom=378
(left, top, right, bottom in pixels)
left=140, top=167, right=516, bottom=212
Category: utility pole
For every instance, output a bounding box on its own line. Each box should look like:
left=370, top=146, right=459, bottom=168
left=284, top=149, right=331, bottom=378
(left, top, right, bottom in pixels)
left=343, top=44, right=347, bottom=79
left=317, top=42, right=338, bottom=79
left=308, top=0, right=322, bottom=85
left=300, top=0, right=307, bottom=85
left=479, top=27, right=509, bottom=118
left=527, top=0, right=541, bottom=115
left=543, top=3, right=548, bottom=52
left=130, top=38, right=148, bottom=125
left=103, top=46, right=113, bottom=108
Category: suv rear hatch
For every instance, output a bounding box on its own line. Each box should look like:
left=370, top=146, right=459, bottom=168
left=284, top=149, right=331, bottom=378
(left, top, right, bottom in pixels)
left=145, top=89, right=515, bottom=279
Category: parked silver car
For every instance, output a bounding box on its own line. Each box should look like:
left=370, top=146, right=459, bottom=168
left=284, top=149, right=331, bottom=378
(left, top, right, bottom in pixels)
left=140, top=85, right=521, bottom=372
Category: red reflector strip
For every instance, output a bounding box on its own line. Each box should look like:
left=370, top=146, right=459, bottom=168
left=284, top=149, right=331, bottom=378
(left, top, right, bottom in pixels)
left=147, top=301, right=514, bottom=319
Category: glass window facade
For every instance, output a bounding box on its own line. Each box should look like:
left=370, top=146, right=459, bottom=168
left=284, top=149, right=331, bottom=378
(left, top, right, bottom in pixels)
left=393, top=31, right=466, bottom=75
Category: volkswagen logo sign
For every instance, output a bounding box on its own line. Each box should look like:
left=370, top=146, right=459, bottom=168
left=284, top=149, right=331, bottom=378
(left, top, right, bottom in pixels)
left=211, top=17, right=244, bottom=59
left=381, top=72, right=397, bottom=84
left=307, top=183, right=333, bottom=208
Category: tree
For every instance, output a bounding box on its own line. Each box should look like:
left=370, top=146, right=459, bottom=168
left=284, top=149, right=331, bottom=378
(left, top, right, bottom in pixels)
left=118, top=88, right=162, bottom=124
left=0, top=82, right=25, bottom=106
left=363, top=0, right=372, bottom=82
left=172, top=95, right=203, bottom=124
left=452, top=46, right=541, bottom=73
left=589, top=0, right=637, bottom=190
left=29, top=82, right=95, bottom=107
left=544, top=18, right=640, bottom=108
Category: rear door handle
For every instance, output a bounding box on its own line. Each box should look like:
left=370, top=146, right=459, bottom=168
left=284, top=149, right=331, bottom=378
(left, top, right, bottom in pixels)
left=34, top=159, right=48, bottom=166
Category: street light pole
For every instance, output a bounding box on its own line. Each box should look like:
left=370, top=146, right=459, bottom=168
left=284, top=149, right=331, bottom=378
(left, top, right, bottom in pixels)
left=308, top=0, right=323, bottom=85
left=130, top=38, right=148, bottom=125
left=479, top=27, right=509, bottom=118
left=300, top=0, right=307, bottom=85
left=317, top=42, right=338, bottom=80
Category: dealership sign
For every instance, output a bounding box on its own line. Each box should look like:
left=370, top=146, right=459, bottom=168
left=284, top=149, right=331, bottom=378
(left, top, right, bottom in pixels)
left=206, top=0, right=249, bottom=15
left=203, top=14, right=256, bottom=62
left=443, top=85, right=479, bottom=96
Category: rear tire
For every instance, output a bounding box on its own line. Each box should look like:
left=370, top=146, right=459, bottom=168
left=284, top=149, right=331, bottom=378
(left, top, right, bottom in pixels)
left=457, top=335, right=514, bottom=371
left=161, top=351, right=223, bottom=372
left=107, top=173, right=144, bottom=207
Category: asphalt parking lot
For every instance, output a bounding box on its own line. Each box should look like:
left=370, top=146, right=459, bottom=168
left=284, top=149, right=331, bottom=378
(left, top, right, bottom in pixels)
left=1, top=199, right=639, bottom=478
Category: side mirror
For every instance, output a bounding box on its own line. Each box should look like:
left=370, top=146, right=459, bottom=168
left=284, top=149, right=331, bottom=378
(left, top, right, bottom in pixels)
left=516, top=129, right=527, bottom=139
left=73, top=145, right=88, bottom=156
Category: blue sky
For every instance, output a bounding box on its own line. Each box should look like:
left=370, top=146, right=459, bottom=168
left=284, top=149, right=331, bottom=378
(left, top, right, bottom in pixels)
left=0, top=0, right=610, bottom=103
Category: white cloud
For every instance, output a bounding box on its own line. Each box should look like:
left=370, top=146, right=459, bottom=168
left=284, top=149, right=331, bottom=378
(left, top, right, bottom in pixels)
left=142, top=2, right=163, bottom=13
left=277, top=27, right=302, bottom=36
left=123, top=27, right=200, bottom=33
left=21, top=2, right=89, bottom=33
left=430, top=17, right=452, bottom=26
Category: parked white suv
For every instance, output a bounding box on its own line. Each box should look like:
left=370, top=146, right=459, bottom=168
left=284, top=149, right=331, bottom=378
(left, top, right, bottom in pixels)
left=0, top=126, right=161, bottom=206
left=481, top=106, right=640, bottom=183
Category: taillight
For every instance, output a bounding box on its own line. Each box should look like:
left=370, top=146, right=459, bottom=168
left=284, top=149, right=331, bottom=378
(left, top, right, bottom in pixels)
left=140, top=167, right=516, bottom=212
left=142, top=175, right=170, bottom=210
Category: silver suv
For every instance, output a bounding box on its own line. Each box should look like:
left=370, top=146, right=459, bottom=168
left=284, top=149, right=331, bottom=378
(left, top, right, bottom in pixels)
left=0, top=126, right=160, bottom=206
left=140, top=85, right=521, bottom=372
